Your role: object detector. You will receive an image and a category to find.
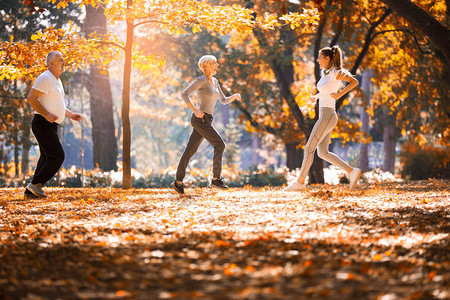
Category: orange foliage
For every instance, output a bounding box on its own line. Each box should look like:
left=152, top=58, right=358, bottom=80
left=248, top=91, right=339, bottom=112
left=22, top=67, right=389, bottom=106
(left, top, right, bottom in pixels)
left=0, top=181, right=448, bottom=297
left=0, top=22, right=119, bottom=81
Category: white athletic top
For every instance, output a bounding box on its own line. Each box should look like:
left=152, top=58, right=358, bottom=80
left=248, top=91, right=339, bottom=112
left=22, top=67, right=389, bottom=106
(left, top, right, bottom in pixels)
left=316, top=68, right=341, bottom=109
left=32, top=70, right=66, bottom=124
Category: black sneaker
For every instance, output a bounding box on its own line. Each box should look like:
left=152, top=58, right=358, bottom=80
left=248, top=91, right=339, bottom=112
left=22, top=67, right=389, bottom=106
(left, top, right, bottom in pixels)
left=26, top=183, right=47, bottom=198
left=24, top=188, right=39, bottom=199
left=211, top=178, right=228, bottom=189
left=170, top=181, right=185, bottom=194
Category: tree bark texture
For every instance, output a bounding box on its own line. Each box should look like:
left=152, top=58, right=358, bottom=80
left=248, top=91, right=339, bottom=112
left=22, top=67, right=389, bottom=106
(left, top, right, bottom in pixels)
left=309, top=153, right=325, bottom=184
left=285, top=142, right=301, bottom=171
left=379, top=0, right=450, bottom=67
left=21, top=110, right=33, bottom=177
left=383, top=109, right=397, bottom=173
left=359, top=70, right=372, bottom=172
left=251, top=134, right=259, bottom=168
left=84, top=5, right=118, bottom=171
left=121, top=0, right=134, bottom=189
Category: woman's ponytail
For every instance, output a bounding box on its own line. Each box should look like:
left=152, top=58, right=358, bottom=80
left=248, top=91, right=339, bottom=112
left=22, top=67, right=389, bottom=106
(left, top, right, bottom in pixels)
left=320, top=45, right=343, bottom=70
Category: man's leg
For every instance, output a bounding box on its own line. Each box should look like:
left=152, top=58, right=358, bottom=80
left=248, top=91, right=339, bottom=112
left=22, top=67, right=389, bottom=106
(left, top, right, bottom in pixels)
left=30, top=115, right=65, bottom=185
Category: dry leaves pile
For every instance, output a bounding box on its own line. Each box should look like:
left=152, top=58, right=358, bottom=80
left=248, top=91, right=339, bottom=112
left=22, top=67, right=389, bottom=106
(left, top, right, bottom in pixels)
left=0, top=180, right=448, bottom=299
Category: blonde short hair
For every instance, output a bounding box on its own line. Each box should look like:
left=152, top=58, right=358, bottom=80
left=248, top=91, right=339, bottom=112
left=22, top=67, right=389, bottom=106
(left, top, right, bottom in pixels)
left=198, top=55, right=217, bottom=73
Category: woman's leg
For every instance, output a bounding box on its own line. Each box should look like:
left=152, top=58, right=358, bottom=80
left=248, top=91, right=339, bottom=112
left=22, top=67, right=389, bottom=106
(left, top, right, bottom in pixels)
left=176, top=128, right=204, bottom=182
left=297, top=108, right=338, bottom=184
left=317, top=131, right=352, bottom=173
left=191, top=115, right=225, bottom=179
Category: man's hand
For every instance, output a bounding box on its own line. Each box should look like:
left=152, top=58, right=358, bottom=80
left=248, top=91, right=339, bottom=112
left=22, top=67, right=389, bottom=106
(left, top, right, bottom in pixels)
left=70, top=113, right=83, bottom=122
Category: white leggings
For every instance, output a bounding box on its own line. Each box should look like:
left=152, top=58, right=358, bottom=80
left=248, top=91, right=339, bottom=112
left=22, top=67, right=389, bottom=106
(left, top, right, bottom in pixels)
left=299, top=107, right=351, bottom=178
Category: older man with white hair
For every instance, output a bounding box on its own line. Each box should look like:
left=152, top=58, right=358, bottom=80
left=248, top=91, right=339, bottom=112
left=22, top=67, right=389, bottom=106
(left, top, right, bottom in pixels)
left=24, top=51, right=83, bottom=198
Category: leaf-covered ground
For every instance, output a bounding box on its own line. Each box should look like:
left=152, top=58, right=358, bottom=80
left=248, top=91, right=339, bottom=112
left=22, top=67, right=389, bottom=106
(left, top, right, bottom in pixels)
left=0, top=180, right=449, bottom=299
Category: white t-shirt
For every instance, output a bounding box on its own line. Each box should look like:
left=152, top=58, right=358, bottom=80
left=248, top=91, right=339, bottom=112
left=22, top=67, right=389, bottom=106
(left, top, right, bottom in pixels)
left=32, top=70, right=66, bottom=124
left=316, top=68, right=341, bottom=109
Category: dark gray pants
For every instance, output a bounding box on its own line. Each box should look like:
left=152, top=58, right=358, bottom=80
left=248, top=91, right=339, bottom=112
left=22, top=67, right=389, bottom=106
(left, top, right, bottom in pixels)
left=176, top=113, right=225, bottom=181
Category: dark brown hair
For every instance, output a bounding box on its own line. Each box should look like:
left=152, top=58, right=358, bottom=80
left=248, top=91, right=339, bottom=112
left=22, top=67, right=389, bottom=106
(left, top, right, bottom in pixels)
left=320, top=45, right=342, bottom=70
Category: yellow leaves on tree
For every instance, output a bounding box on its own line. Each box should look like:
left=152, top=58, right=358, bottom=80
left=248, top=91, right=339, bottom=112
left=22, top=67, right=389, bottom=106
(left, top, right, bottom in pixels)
left=279, top=9, right=320, bottom=30
left=331, top=118, right=372, bottom=147
left=49, top=0, right=104, bottom=9
left=0, top=22, right=119, bottom=81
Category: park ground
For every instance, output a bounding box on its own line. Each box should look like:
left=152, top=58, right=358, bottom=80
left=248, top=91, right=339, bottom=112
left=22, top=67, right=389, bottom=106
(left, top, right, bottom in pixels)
left=0, top=180, right=449, bottom=299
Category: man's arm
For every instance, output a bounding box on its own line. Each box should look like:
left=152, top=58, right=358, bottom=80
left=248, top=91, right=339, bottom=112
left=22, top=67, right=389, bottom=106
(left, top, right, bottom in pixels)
left=26, top=88, right=58, bottom=123
left=65, top=109, right=83, bottom=122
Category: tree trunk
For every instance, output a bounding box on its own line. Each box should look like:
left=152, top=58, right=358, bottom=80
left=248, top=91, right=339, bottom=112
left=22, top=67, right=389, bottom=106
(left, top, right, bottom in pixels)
left=121, top=0, right=134, bottom=189
left=383, top=109, right=397, bottom=173
left=0, top=144, right=4, bottom=177
left=359, top=107, right=370, bottom=172
left=222, top=104, right=229, bottom=127
left=359, top=70, right=372, bottom=172
left=14, top=140, right=19, bottom=178
left=285, top=142, right=301, bottom=171
left=251, top=134, right=259, bottom=168
left=0, top=144, right=9, bottom=178
left=21, top=110, right=33, bottom=177
left=84, top=5, right=118, bottom=171
left=379, top=0, right=450, bottom=67
left=309, top=153, right=325, bottom=184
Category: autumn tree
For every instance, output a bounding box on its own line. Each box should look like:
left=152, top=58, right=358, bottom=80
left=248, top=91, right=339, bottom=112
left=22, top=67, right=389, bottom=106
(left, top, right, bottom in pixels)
left=359, top=0, right=449, bottom=173
left=181, top=0, right=383, bottom=183
left=39, top=0, right=315, bottom=188
left=84, top=5, right=118, bottom=172
left=379, top=0, right=450, bottom=70
left=0, top=0, right=82, bottom=177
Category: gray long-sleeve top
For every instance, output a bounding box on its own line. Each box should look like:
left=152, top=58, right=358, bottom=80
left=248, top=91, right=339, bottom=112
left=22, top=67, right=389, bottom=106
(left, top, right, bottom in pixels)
left=181, top=75, right=233, bottom=115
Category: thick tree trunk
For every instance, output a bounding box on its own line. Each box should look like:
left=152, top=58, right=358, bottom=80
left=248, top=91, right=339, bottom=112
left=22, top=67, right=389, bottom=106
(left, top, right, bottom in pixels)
left=309, top=153, right=325, bottom=184
left=222, top=104, right=229, bottom=127
left=0, top=144, right=4, bottom=177
left=359, top=107, right=370, bottom=171
left=21, top=146, right=30, bottom=177
left=359, top=70, right=372, bottom=172
left=285, top=142, right=301, bottom=170
left=21, top=113, right=33, bottom=177
left=14, top=140, right=19, bottom=178
left=383, top=109, right=397, bottom=173
left=0, top=144, right=9, bottom=178
left=379, top=0, right=450, bottom=66
left=84, top=5, right=118, bottom=171
left=121, top=0, right=134, bottom=189
left=252, top=134, right=259, bottom=168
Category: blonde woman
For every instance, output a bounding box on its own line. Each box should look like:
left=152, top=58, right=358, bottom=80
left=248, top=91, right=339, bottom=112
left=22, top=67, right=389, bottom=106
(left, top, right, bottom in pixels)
left=171, top=55, right=241, bottom=194
left=287, top=45, right=361, bottom=191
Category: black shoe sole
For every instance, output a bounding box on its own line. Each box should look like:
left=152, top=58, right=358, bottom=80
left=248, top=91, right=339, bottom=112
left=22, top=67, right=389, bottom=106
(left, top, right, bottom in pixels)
left=24, top=192, right=41, bottom=199
left=170, top=182, right=184, bottom=194
left=211, top=184, right=229, bottom=189
left=26, top=187, right=47, bottom=198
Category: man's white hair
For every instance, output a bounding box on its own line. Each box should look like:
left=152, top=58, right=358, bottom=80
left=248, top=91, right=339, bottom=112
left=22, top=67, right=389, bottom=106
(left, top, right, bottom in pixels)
left=198, top=55, right=217, bottom=73
left=46, top=51, right=62, bottom=66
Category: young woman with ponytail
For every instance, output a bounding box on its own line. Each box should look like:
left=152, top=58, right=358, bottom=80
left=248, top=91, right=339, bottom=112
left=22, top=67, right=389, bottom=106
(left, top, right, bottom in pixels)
left=286, top=45, right=362, bottom=191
